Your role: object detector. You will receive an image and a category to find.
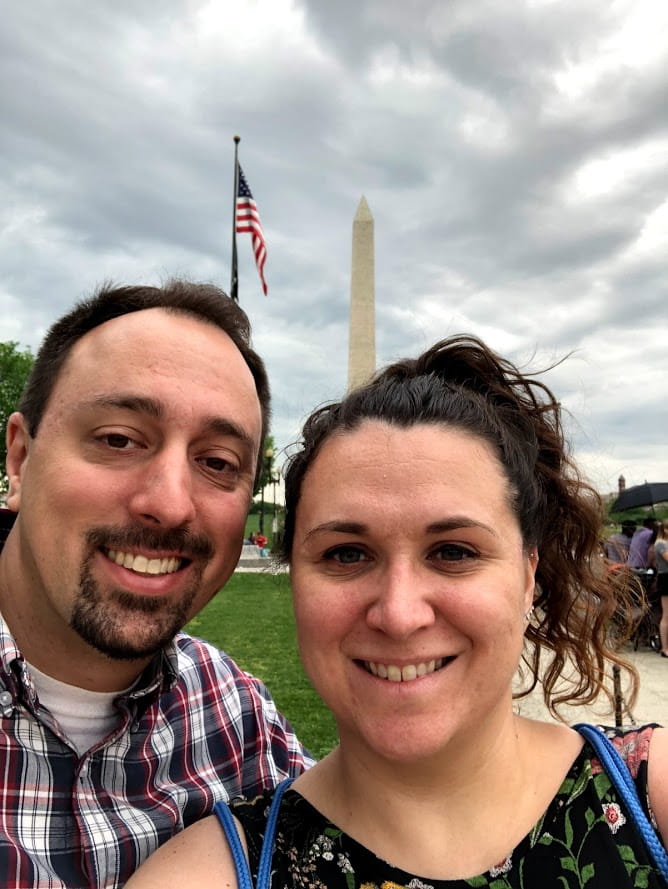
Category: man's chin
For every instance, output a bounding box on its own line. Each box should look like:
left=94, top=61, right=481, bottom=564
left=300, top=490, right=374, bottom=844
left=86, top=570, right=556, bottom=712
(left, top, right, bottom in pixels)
left=71, top=607, right=184, bottom=662
left=72, top=574, right=195, bottom=661
left=77, top=627, right=173, bottom=661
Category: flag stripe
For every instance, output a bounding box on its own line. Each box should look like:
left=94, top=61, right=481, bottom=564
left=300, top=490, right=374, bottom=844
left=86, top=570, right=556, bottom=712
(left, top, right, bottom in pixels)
left=236, top=165, right=268, bottom=295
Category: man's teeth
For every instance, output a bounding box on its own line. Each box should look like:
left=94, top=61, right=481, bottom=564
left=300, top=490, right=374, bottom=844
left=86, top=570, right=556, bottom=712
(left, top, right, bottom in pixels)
left=107, top=549, right=181, bottom=575
left=364, top=658, right=445, bottom=682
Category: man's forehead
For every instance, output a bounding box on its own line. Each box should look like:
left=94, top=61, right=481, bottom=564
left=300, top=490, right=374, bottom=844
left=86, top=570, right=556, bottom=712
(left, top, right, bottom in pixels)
left=46, top=308, right=261, bottom=429
left=72, top=306, right=239, bottom=354
left=58, top=308, right=250, bottom=386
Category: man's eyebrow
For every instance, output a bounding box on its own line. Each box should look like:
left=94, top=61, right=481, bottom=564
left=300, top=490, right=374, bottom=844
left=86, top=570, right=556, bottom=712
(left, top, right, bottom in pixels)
left=87, top=395, right=163, bottom=418
left=202, top=417, right=256, bottom=452
left=85, top=396, right=256, bottom=451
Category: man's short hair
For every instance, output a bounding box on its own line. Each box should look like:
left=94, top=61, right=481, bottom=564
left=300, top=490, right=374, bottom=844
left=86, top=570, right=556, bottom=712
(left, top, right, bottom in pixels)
left=19, top=280, right=270, bottom=485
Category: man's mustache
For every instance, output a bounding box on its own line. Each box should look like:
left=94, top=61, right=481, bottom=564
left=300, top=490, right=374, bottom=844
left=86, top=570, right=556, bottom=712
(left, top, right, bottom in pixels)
left=85, top=525, right=214, bottom=561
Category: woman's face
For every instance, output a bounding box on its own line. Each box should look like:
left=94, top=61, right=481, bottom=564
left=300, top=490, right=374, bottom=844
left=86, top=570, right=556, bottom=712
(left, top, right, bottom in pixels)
left=290, top=420, right=537, bottom=764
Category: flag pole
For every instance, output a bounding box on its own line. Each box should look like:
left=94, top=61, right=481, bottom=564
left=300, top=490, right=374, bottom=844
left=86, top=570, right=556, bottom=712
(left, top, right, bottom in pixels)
left=230, top=135, right=240, bottom=302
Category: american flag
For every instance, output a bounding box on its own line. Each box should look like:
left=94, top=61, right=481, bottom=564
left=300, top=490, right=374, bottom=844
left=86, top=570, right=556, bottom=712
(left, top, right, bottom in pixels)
left=236, top=165, right=268, bottom=295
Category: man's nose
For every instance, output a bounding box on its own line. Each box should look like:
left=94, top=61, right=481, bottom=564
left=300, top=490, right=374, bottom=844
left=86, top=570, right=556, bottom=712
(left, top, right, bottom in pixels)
left=128, top=450, right=197, bottom=528
left=365, top=560, right=437, bottom=639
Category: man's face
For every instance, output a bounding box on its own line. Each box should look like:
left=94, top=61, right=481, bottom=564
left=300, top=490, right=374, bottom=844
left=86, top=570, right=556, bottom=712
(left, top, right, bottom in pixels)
left=4, top=308, right=262, bottom=686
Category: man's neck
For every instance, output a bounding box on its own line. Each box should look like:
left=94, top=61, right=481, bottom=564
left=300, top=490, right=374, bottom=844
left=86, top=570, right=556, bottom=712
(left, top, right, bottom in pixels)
left=26, top=659, right=132, bottom=754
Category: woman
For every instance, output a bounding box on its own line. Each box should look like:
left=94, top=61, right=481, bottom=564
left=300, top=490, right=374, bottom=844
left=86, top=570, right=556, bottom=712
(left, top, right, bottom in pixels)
left=650, top=521, right=668, bottom=657
left=128, top=336, right=668, bottom=888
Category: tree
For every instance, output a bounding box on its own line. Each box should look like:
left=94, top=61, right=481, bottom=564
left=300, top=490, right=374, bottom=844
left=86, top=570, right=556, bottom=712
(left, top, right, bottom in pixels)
left=254, top=434, right=277, bottom=495
left=0, top=341, right=34, bottom=495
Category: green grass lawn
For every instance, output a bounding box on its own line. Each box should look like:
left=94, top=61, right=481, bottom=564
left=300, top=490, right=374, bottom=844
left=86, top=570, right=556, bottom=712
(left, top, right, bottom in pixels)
left=186, top=572, right=338, bottom=760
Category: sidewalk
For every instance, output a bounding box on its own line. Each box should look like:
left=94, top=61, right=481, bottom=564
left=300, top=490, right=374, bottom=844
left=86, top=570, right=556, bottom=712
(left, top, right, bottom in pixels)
left=513, top=646, right=667, bottom=728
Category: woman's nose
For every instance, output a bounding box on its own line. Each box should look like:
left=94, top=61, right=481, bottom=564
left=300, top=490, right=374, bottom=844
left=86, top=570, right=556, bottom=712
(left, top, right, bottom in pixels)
left=365, top=561, right=438, bottom=639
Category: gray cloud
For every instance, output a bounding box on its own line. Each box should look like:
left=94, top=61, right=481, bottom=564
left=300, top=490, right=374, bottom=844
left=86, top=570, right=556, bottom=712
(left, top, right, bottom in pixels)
left=1, top=0, right=666, bottom=494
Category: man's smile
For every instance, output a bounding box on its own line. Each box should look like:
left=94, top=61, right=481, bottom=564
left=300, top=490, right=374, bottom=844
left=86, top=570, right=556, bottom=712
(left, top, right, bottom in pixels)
left=105, top=548, right=185, bottom=576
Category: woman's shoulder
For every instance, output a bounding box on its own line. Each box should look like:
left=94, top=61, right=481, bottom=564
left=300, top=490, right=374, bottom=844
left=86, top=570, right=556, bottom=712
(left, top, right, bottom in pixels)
left=124, top=813, right=239, bottom=888
left=588, top=724, right=657, bottom=777
left=647, top=726, right=668, bottom=845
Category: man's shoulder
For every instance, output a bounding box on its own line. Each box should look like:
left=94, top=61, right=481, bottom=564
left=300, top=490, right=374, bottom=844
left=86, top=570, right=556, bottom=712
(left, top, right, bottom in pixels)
left=173, top=631, right=239, bottom=669
left=171, top=632, right=263, bottom=692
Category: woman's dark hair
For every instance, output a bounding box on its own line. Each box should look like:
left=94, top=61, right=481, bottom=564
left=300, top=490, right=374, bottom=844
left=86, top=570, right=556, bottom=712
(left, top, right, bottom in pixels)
left=280, top=334, right=638, bottom=717
left=19, top=280, right=270, bottom=486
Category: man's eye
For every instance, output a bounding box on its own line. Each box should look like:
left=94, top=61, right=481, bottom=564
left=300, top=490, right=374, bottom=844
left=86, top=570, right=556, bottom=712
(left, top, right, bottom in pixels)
left=103, top=434, right=133, bottom=449
left=431, top=543, right=477, bottom=562
left=324, top=546, right=369, bottom=565
left=199, top=456, right=238, bottom=475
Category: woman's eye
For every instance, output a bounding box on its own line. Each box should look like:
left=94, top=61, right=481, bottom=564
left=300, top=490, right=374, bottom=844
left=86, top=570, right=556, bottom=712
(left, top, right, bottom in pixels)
left=432, top=543, right=477, bottom=563
left=324, top=546, right=369, bottom=565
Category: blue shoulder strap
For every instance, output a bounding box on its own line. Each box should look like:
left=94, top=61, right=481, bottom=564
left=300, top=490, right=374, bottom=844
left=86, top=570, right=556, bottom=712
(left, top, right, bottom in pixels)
left=213, top=798, right=253, bottom=889
left=257, top=778, right=294, bottom=889
left=575, top=723, right=668, bottom=881
left=213, top=777, right=295, bottom=889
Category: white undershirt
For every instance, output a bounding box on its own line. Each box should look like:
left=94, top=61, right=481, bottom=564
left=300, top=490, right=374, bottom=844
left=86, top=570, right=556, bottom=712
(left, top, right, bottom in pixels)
left=26, top=661, right=129, bottom=755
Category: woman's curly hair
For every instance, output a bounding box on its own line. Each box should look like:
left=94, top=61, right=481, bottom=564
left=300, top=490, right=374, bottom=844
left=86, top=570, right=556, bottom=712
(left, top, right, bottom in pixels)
left=280, top=334, right=638, bottom=718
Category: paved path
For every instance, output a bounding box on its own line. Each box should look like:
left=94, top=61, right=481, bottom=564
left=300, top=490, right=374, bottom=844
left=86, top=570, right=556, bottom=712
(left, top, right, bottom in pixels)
left=513, top=646, right=667, bottom=728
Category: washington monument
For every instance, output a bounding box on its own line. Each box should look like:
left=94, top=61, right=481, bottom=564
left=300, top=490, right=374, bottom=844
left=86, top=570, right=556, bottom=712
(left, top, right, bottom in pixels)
left=347, top=196, right=376, bottom=390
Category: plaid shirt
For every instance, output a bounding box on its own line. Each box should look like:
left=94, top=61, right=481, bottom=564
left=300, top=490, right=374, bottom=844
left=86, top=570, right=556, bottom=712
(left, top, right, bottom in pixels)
left=0, top=512, right=310, bottom=888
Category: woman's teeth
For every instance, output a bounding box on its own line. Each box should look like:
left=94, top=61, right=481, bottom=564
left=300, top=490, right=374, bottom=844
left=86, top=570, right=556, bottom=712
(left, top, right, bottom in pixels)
left=364, top=658, right=446, bottom=682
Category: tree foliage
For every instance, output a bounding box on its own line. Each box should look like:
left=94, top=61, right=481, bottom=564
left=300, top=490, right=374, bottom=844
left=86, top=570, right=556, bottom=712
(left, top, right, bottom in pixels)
left=255, top=433, right=278, bottom=494
left=0, top=341, right=34, bottom=493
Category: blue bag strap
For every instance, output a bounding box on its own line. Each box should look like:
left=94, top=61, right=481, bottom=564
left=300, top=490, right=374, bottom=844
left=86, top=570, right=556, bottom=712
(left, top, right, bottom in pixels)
left=256, top=778, right=294, bottom=889
left=575, top=723, right=668, bottom=881
left=213, top=798, right=254, bottom=889
left=213, top=777, right=294, bottom=889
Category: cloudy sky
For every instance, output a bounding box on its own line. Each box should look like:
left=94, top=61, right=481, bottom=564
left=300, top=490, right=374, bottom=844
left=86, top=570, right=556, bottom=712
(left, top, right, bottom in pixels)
left=2, top=0, right=667, bottom=496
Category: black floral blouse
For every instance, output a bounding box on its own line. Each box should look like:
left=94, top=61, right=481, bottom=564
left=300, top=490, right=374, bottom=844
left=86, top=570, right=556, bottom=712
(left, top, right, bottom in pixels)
left=230, top=726, right=666, bottom=889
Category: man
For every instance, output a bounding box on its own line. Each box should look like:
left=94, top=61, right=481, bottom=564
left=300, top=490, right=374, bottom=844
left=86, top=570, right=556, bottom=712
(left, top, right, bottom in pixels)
left=627, top=517, right=658, bottom=569
left=0, top=282, right=310, bottom=887
left=603, top=519, right=636, bottom=563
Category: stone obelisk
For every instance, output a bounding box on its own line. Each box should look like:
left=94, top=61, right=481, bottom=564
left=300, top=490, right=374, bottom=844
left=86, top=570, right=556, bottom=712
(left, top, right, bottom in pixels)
left=347, top=196, right=376, bottom=390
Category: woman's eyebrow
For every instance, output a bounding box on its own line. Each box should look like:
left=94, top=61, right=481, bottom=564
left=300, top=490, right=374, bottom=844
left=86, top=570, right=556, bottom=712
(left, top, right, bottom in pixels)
left=304, top=521, right=367, bottom=542
left=426, top=517, right=497, bottom=536
left=304, top=518, right=498, bottom=541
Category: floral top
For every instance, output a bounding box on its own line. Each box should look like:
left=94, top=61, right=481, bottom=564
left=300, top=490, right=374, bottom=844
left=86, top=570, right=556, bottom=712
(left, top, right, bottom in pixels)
left=229, top=726, right=667, bottom=889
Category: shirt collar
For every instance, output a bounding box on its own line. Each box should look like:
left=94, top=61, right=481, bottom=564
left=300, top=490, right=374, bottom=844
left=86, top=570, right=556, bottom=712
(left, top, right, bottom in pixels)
left=0, top=610, right=180, bottom=702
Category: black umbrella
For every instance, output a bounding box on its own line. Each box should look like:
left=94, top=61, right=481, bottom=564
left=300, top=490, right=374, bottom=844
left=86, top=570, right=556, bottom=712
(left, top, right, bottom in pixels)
left=611, top=482, right=668, bottom=512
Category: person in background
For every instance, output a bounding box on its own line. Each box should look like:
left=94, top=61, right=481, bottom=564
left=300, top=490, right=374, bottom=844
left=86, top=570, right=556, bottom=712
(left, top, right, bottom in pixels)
left=128, top=335, right=667, bottom=889
left=628, top=517, right=658, bottom=569
left=650, top=521, right=668, bottom=658
left=604, top=519, right=636, bottom=563
left=0, top=281, right=310, bottom=888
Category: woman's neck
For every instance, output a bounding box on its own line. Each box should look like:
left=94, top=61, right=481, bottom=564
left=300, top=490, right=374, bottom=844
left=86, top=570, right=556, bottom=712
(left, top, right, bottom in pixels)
left=294, top=716, right=582, bottom=881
